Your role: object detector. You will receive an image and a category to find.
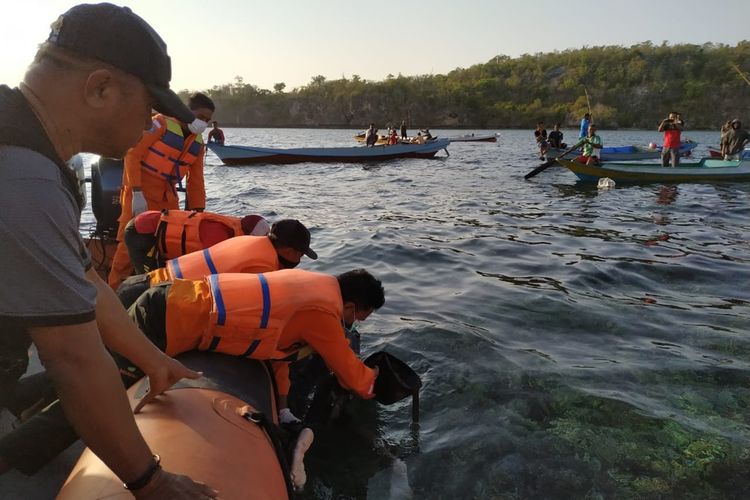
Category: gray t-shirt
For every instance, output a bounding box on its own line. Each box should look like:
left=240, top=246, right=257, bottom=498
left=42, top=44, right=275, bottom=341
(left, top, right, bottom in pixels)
left=0, top=145, right=96, bottom=326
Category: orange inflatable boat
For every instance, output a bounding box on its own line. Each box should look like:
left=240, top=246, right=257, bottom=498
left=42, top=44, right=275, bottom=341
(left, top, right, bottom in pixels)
left=57, top=352, right=292, bottom=499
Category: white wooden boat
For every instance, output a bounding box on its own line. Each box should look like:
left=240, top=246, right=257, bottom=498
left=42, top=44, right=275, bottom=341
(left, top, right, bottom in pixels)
left=208, top=139, right=451, bottom=165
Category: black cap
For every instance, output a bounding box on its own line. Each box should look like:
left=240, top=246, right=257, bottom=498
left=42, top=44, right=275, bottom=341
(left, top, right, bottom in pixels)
left=269, top=219, right=317, bottom=260
left=47, top=3, right=194, bottom=124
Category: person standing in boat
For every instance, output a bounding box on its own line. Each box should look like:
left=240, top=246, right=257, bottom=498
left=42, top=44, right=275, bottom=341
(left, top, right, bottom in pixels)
left=534, top=121, right=548, bottom=160
left=207, top=121, right=225, bottom=145
left=658, top=111, right=683, bottom=167
left=117, top=218, right=317, bottom=308
left=107, top=92, right=216, bottom=290
left=573, top=123, right=603, bottom=165
left=723, top=119, right=750, bottom=160
left=364, top=123, right=378, bottom=147
left=579, top=112, right=591, bottom=139
left=400, top=120, right=408, bottom=140
left=548, top=123, right=566, bottom=149
left=0, top=4, right=216, bottom=497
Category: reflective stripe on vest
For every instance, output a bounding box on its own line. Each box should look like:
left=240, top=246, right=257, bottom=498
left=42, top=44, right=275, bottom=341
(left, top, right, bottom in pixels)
left=199, top=271, right=342, bottom=360
left=140, top=115, right=203, bottom=185
left=163, top=236, right=279, bottom=282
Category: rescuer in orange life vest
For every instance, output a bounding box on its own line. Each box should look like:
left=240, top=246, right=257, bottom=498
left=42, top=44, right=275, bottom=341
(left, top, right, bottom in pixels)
left=107, top=92, right=216, bottom=289
left=116, top=218, right=318, bottom=308
left=121, top=208, right=272, bottom=274
left=116, top=268, right=385, bottom=489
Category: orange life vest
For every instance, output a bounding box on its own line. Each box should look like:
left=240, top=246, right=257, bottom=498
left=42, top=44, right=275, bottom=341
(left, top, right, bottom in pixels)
left=140, top=114, right=203, bottom=185
left=165, top=271, right=342, bottom=361
left=155, top=209, right=244, bottom=260
left=149, top=236, right=280, bottom=284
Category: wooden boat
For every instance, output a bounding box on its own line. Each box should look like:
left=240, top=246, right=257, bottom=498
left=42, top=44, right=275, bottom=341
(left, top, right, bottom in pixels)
left=447, top=133, right=498, bottom=143
left=546, top=142, right=697, bottom=161
left=556, top=157, right=750, bottom=183
left=207, top=139, right=451, bottom=165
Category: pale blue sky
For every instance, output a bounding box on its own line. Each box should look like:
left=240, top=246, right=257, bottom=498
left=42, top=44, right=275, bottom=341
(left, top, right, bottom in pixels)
left=1, top=0, right=747, bottom=93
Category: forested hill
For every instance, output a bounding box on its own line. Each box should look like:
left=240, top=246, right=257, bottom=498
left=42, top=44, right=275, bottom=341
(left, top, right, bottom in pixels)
left=182, top=42, right=750, bottom=130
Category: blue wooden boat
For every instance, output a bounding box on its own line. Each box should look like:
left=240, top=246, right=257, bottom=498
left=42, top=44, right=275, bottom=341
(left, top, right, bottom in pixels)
left=557, top=158, right=750, bottom=183
left=546, top=142, right=697, bottom=161
left=208, top=139, right=450, bottom=165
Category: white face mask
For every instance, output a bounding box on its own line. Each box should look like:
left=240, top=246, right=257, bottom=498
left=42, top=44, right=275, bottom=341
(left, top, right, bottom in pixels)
left=188, top=118, right=208, bottom=135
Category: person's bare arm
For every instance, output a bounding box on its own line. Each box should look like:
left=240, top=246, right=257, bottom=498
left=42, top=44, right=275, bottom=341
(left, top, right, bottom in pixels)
left=29, top=321, right=154, bottom=482
left=30, top=323, right=217, bottom=497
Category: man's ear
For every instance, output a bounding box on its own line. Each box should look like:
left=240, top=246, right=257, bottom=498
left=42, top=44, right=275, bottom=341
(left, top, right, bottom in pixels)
left=82, top=68, right=116, bottom=109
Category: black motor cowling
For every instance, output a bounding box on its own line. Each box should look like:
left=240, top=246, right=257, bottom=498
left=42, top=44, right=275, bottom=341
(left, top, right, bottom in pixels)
left=90, top=157, right=123, bottom=237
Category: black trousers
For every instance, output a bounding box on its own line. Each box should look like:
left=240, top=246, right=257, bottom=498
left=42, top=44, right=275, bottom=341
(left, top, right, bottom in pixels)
left=0, top=327, right=77, bottom=475
left=123, top=220, right=160, bottom=274
left=113, top=283, right=170, bottom=386
left=116, top=273, right=152, bottom=310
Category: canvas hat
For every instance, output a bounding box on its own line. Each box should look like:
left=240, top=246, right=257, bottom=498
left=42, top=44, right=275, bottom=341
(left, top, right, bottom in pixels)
left=364, top=351, right=422, bottom=422
left=46, top=3, right=194, bottom=124
left=269, top=219, right=317, bottom=259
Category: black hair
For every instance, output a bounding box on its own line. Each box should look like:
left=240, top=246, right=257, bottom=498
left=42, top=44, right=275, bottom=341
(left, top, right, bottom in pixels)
left=337, top=269, right=385, bottom=311
left=189, top=92, right=215, bottom=112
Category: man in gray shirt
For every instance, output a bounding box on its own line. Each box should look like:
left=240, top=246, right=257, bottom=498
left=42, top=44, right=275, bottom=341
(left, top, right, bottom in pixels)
left=0, top=4, right=216, bottom=498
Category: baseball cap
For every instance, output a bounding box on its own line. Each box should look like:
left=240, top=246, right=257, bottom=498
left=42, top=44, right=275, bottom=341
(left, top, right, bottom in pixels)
left=46, top=3, right=194, bottom=124
left=269, top=219, right=317, bottom=259
left=240, top=215, right=271, bottom=236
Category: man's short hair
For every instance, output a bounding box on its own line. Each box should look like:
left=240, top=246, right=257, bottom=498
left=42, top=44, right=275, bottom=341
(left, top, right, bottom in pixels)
left=189, top=92, right=215, bottom=112
left=337, top=269, right=385, bottom=311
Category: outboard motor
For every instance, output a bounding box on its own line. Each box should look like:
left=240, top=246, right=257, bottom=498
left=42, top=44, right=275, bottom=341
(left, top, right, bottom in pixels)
left=90, top=157, right=123, bottom=237
left=66, top=154, right=87, bottom=209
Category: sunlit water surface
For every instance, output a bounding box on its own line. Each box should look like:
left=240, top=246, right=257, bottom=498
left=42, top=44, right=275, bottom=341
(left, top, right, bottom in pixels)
left=71, top=128, right=750, bottom=499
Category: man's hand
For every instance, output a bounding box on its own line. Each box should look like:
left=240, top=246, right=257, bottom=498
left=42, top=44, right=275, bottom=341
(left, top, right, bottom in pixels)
left=134, top=354, right=202, bottom=413
left=134, top=468, right=218, bottom=499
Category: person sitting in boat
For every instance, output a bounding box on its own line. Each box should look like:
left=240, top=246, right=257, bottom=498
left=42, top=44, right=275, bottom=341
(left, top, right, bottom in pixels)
left=573, top=123, right=603, bottom=166
left=387, top=128, right=399, bottom=145
left=420, top=128, right=433, bottom=140
left=122, top=209, right=272, bottom=275
left=207, top=121, right=225, bottom=145
left=117, top=218, right=317, bottom=308
left=723, top=119, right=750, bottom=160
left=364, top=123, right=378, bottom=147
left=548, top=123, right=566, bottom=149
left=534, top=121, right=548, bottom=160
left=410, top=132, right=426, bottom=145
